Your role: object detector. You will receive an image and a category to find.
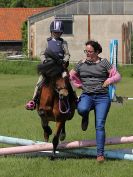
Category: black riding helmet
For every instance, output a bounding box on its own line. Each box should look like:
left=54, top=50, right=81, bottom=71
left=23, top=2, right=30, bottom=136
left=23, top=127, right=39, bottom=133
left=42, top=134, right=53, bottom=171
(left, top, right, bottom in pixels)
left=50, top=20, right=64, bottom=33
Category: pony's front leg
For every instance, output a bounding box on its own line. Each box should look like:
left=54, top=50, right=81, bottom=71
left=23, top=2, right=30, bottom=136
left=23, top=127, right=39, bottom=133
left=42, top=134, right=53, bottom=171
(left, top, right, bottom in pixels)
left=41, top=118, right=52, bottom=142
left=60, top=121, right=66, bottom=141
left=52, top=121, right=63, bottom=158
left=43, top=124, right=52, bottom=142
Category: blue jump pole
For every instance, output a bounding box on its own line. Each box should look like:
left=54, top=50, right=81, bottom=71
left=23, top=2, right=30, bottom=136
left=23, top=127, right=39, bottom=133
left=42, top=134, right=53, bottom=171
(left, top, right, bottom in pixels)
left=61, top=148, right=133, bottom=161
left=109, top=40, right=133, bottom=101
left=14, top=148, right=133, bottom=161
left=109, top=39, right=118, bottom=101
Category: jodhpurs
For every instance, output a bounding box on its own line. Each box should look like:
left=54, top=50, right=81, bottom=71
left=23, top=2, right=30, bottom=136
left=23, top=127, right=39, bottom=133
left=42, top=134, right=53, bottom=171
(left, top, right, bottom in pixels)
left=32, top=75, right=44, bottom=100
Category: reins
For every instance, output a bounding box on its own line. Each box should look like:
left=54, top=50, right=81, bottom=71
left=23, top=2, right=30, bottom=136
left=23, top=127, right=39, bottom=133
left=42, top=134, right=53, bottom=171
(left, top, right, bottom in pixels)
left=54, top=76, right=71, bottom=114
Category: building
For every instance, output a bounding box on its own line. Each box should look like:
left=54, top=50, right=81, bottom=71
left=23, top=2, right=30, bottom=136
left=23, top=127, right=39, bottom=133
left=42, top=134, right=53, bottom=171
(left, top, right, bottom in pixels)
left=28, top=0, right=133, bottom=64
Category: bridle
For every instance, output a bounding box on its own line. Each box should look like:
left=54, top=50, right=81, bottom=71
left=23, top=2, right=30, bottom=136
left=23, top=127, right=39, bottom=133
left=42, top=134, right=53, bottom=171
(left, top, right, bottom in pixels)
left=55, top=79, right=70, bottom=114
left=59, top=95, right=70, bottom=114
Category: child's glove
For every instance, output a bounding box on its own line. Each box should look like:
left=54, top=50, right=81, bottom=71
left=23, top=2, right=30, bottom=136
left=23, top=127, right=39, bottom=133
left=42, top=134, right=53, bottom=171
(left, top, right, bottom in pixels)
left=62, top=60, right=69, bottom=68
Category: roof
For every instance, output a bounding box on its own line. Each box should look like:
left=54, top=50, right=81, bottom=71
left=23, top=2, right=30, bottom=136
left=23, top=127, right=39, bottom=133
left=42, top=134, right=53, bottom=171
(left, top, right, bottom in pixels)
left=0, top=8, right=50, bottom=41
left=28, top=0, right=133, bottom=24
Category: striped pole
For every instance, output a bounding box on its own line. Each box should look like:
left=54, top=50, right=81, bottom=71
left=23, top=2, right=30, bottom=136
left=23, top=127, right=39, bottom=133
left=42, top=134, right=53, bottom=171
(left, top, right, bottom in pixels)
left=109, top=39, right=118, bottom=101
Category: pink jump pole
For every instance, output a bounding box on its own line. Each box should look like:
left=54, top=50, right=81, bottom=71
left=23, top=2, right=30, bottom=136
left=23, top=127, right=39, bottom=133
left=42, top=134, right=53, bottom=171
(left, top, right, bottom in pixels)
left=0, top=136, right=133, bottom=156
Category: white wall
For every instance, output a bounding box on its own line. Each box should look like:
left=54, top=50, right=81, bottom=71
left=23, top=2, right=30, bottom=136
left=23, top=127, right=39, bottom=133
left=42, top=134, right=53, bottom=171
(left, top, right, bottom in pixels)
left=91, top=15, right=133, bottom=64
left=35, top=16, right=54, bottom=57
left=31, top=15, right=89, bottom=62
left=30, top=14, right=133, bottom=64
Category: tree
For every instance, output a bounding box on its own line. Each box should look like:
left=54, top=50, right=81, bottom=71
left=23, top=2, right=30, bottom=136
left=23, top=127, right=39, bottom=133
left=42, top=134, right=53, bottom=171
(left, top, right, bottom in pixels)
left=0, top=0, right=11, bottom=7
left=0, top=0, right=69, bottom=7
left=21, top=21, right=28, bottom=56
left=131, top=34, right=133, bottom=63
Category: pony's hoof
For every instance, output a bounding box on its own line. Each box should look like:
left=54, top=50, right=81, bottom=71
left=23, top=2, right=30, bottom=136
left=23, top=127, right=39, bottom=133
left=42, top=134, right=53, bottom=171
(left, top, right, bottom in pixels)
left=44, top=137, right=49, bottom=142
left=60, top=133, right=66, bottom=141
left=44, top=126, right=52, bottom=136
left=47, top=126, right=52, bottom=135
left=50, top=154, right=56, bottom=161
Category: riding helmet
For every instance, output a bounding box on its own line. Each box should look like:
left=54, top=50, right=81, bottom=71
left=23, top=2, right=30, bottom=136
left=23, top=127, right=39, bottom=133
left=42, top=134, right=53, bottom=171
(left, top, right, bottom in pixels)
left=50, top=20, right=64, bottom=33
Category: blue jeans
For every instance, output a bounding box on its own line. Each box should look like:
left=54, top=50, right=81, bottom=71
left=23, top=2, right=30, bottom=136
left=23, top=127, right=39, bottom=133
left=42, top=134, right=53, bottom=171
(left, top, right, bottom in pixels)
left=77, top=93, right=111, bottom=156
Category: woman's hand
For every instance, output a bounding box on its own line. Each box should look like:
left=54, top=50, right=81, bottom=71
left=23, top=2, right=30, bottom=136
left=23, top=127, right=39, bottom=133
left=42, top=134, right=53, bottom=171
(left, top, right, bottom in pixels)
left=102, top=80, right=110, bottom=88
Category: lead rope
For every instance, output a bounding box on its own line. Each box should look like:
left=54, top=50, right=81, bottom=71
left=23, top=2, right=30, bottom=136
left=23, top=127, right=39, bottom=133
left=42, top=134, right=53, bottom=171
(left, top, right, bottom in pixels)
left=59, top=96, right=70, bottom=114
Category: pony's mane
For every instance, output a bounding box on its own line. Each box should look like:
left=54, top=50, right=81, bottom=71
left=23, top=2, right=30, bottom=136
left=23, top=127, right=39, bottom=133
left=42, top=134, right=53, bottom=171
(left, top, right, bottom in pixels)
left=37, top=60, right=63, bottom=78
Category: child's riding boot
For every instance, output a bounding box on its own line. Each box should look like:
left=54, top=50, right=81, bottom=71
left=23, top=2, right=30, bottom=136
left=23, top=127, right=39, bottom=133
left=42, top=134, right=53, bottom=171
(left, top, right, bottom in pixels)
left=25, top=92, right=39, bottom=110
left=25, top=100, right=36, bottom=110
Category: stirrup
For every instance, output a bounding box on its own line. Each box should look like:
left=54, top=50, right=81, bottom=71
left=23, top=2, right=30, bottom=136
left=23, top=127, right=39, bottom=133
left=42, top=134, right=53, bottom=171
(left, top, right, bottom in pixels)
left=25, top=100, right=36, bottom=110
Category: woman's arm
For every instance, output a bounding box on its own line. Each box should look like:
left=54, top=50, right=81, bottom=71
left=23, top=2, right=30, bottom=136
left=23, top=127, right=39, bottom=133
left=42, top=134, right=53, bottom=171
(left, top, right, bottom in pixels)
left=103, top=66, right=121, bottom=87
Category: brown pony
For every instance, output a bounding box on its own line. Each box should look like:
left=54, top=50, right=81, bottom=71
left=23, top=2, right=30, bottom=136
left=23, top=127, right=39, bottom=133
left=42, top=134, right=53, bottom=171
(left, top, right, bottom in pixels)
left=36, top=73, right=76, bottom=158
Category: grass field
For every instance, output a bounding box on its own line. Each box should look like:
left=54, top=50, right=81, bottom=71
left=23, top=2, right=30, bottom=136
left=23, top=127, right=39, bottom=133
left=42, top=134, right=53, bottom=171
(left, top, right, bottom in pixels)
left=0, top=62, right=133, bottom=177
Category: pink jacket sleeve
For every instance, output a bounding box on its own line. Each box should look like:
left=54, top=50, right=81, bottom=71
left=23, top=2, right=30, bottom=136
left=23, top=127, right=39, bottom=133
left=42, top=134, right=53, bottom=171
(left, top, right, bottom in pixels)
left=105, top=66, right=121, bottom=84
left=69, top=69, right=82, bottom=88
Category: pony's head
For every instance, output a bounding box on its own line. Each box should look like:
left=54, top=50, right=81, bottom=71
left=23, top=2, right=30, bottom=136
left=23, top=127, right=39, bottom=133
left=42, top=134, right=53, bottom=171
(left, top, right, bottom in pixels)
left=55, top=77, right=69, bottom=99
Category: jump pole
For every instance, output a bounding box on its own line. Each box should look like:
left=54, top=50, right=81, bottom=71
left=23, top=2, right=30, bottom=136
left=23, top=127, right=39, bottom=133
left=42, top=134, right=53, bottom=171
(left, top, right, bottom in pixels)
left=1, top=135, right=133, bottom=147
left=110, top=148, right=133, bottom=154
left=0, top=135, right=45, bottom=146
left=109, top=39, right=133, bottom=101
left=14, top=148, right=133, bottom=161
left=0, top=135, right=72, bottom=157
left=128, top=98, right=133, bottom=100
left=0, top=136, right=133, bottom=156
left=7, top=148, right=133, bottom=159
left=60, top=148, right=133, bottom=161
left=123, top=97, right=133, bottom=100
left=109, top=39, right=118, bottom=101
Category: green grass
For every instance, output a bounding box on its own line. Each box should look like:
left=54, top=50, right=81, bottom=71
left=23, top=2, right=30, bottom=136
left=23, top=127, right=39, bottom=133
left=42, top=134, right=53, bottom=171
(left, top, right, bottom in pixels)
left=0, top=60, right=133, bottom=77
left=0, top=64, right=133, bottom=177
left=118, top=65, right=133, bottom=78
left=0, top=60, right=40, bottom=75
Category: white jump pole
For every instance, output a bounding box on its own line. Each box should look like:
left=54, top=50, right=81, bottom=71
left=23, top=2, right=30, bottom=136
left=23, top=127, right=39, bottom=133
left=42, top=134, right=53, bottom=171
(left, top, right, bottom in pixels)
left=0, top=136, right=133, bottom=156
left=127, top=98, right=133, bottom=100
left=0, top=135, right=45, bottom=146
